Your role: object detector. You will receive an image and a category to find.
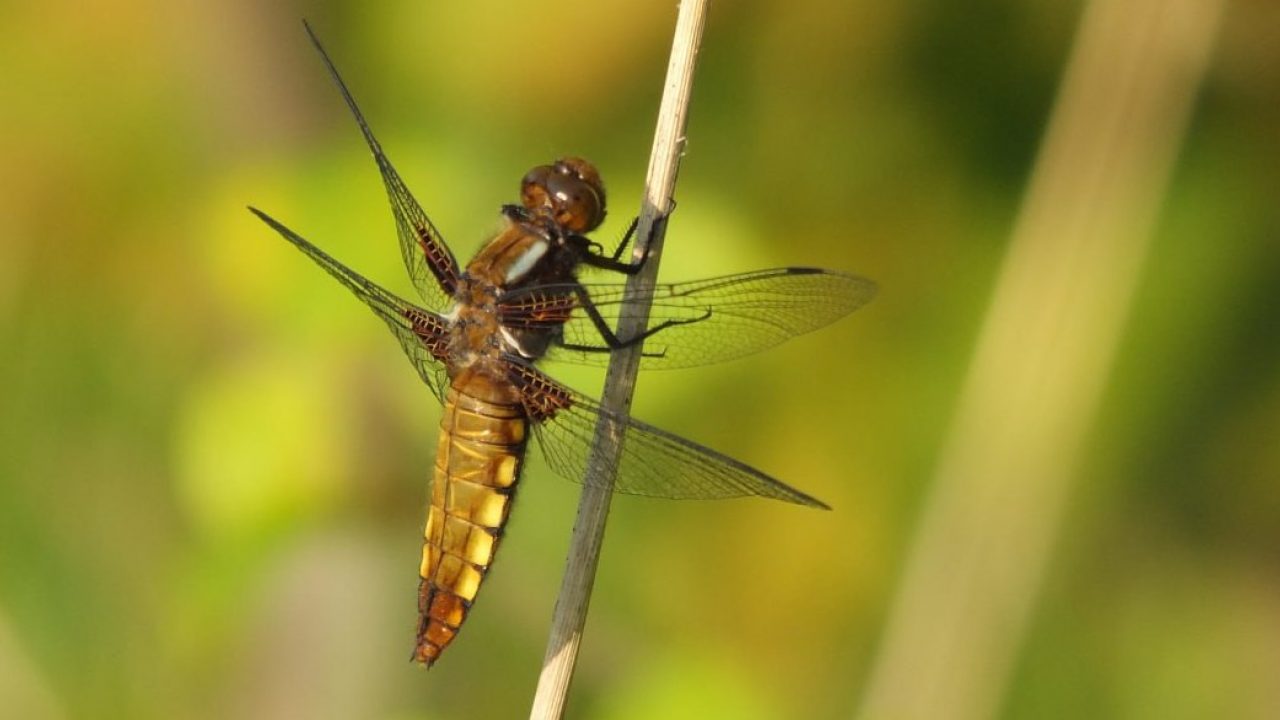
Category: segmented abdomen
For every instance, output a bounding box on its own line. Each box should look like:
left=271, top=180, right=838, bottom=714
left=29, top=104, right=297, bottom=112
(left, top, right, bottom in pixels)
left=414, top=381, right=526, bottom=665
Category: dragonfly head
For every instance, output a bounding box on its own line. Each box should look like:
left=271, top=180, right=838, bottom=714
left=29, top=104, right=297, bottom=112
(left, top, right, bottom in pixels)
left=520, top=157, right=606, bottom=234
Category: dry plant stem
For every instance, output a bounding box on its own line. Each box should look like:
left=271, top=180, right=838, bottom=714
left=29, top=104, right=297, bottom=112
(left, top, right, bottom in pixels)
left=527, top=1, right=708, bottom=718
left=855, top=0, right=1222, bottom=718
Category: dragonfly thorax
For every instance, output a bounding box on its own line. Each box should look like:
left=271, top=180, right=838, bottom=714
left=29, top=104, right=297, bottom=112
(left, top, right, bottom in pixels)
left=441, top=279, right=501, bottom=367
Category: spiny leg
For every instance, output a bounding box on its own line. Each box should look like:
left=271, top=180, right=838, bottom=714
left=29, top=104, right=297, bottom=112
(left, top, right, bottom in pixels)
left=562, top=282, right=711, bottom=356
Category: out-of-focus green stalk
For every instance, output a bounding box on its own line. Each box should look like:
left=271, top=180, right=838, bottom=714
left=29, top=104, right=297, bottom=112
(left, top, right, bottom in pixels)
left=856, top=0, right=1223, bottom=718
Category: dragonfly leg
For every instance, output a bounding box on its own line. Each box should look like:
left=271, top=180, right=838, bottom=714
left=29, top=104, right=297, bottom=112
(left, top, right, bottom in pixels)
left=566, top=282, right=711, bottom=354
left=556, top=341, right=670, bottom=360
left=609, top=216, right=640, bottom=261
left=580, top=200, right=675, bottom=275
left=580, top=237, right=644, bottom=275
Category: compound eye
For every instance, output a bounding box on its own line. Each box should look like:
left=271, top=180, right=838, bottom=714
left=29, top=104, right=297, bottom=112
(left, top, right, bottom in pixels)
left=545, top=173, right=603, bottom=233
left=520, top=165, right=556, bottom=211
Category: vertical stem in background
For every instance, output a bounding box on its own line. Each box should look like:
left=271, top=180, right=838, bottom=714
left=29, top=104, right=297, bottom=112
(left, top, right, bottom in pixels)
left=855, top=0, right=1222, bottom=719
left=528, top=1, right=708, bottom=718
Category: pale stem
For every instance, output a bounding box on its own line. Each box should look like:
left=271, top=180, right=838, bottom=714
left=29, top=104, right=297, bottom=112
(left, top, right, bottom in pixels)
left=527, top=1, right=709, bottom=719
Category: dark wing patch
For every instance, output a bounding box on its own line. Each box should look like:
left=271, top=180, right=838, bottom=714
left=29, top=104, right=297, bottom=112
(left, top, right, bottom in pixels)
left=498, top=289, right=578, bottom=330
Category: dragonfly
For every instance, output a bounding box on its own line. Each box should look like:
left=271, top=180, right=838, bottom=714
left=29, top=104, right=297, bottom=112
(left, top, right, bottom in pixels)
left=250, top=22, right=877, bottom=667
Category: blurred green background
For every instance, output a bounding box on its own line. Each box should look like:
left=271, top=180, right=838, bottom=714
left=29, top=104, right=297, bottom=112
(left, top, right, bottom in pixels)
left=1, top=1, right=1277, bottom=718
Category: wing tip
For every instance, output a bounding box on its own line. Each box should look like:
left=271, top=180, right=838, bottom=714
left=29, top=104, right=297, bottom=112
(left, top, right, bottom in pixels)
left=784, top=266, right=880, bottom=297
left=247, top=206, right=287, bottom=232
left=793, top=493, right=833, bottom=511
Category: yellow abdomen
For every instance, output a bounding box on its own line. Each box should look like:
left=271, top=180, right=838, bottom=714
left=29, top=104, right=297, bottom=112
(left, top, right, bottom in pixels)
left=414, top=375, right=526, bottom=665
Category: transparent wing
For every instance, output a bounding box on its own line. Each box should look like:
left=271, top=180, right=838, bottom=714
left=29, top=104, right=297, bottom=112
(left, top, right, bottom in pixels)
left=507, top=363, right=828, bottom=508
left=303, top=21, right=462, bottom=310
left=250, top=207, right=449, bottom=400
left=501, top=268, right=877, bottom=369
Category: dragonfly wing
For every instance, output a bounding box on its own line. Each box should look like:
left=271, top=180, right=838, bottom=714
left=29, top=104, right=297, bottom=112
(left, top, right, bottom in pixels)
left=506, top=362, right=829, bottom=508
left=502, top=268, right=876, bottom=369
left=303, top=22, right=462, bottom=310
left=250, top=207, right=450, bottom=401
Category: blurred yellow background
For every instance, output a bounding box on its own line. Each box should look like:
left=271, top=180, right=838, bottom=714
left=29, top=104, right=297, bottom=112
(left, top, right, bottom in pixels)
left=1, top=1, right=1277, bottom=719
